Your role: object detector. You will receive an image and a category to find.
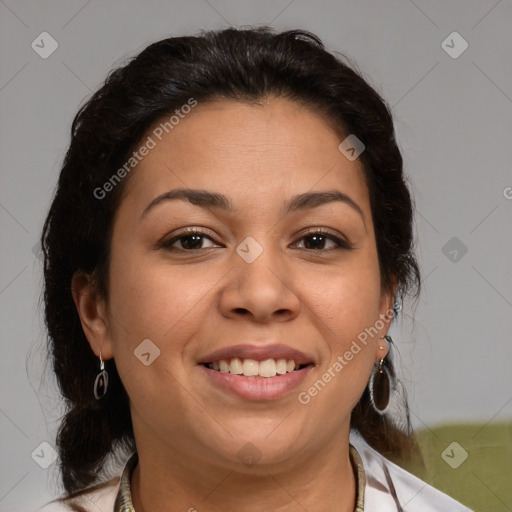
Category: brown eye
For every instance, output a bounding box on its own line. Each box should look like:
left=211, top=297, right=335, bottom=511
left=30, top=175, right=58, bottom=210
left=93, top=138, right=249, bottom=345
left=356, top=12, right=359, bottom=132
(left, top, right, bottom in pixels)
left=294, top=230, right=351, bottom=251
left=161, top=229, right=221, bottom=252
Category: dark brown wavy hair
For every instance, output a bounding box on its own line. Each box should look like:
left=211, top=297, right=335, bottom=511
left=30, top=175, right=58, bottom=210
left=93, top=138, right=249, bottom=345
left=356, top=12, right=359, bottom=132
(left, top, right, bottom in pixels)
left=41, top=26, right=422, bottom=500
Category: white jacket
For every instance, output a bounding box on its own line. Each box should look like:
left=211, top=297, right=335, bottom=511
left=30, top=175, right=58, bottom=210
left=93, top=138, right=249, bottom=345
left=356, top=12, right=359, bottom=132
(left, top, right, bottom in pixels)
left=39, top=433, right=473, bottom=511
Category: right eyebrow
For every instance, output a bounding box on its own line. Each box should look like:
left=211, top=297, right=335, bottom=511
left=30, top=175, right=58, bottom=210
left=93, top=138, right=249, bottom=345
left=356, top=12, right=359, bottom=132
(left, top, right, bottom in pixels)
left=141, top=189, right=233, bottom=218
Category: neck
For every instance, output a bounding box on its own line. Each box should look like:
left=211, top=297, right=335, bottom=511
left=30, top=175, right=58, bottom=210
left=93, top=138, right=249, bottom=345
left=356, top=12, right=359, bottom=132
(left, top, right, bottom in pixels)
left=130, top=433, right=357, bottom=512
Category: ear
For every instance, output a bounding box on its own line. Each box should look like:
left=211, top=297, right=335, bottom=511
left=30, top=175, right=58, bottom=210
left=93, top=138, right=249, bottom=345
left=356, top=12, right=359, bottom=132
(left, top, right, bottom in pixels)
left=71, top=270, right=114, bottom=360
left=375, top=276, right=398, bottom=360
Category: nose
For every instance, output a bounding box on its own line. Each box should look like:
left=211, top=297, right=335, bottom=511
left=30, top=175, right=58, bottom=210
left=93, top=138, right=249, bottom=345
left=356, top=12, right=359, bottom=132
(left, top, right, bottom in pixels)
left=218, top=240, right=301, bottom=324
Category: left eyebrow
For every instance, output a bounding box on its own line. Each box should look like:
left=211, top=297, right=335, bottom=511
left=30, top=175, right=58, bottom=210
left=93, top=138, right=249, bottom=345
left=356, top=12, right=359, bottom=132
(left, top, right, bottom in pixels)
left=284, top=190, right=364, bottom=222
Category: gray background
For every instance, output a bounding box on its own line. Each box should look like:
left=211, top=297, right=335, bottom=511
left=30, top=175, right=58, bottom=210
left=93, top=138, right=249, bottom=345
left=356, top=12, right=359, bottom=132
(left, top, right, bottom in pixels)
left=1, top=1, right=511, bottom=511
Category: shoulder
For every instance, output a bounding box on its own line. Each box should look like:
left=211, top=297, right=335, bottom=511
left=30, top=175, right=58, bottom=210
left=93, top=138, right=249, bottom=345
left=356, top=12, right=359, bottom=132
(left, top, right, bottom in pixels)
left=349, top=431, right=474, bottom=512
left=38, top=478, right=120, bottom=512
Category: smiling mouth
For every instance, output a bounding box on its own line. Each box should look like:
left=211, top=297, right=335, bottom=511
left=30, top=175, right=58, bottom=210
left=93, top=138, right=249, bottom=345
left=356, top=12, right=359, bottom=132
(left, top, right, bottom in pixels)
left=203, top=357, right=312, bottom=378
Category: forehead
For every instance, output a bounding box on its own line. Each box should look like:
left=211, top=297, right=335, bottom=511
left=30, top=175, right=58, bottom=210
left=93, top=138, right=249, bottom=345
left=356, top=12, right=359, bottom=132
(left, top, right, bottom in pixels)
left=120, top=97, right=369, bottom=214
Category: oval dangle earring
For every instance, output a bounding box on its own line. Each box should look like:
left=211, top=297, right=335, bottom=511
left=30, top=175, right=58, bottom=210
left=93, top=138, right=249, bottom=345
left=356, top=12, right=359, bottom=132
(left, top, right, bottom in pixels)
left=368, top=335, right=394, bottom=415
left=93, top=351, right=109, bottom=400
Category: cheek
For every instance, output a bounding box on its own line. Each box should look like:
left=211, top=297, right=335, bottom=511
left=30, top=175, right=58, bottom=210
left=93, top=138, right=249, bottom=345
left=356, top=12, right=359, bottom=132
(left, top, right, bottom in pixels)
left=105, top=244, right=226, bottom=390
left=308, top=255, right=383, bottom=340
left=107, top=246, right=212, bottom=339
left=298, top=270, right=380, bottom=427
left=105, top=250, right=204, bottom=410
left=301, top=253, right=382, bottom=401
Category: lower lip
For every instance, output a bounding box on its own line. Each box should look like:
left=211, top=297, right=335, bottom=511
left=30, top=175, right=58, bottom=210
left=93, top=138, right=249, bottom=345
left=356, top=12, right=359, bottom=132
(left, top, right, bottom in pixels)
left=198, top=365, right=314, bottom=401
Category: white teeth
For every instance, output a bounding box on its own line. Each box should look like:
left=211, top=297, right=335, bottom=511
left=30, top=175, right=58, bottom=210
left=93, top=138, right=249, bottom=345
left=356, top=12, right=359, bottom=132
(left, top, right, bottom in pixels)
left=276, top=358, right=287, bottom=374
left=208, top=358, right=302, bottom=377
left=259, top=359, right=277, bottom=377
left=242, top=358, right=259, bottom=376
left=229, top=357, right=243, bottom=374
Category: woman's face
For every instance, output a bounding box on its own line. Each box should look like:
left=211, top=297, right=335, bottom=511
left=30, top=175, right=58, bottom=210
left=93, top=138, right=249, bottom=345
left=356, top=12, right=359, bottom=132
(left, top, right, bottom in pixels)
left=81, top=98, right=394, bottom=471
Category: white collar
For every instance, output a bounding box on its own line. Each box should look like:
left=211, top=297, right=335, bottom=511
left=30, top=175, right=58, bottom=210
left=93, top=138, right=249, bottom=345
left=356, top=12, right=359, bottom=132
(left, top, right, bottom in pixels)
left=349, top=431, right=473, bottom=511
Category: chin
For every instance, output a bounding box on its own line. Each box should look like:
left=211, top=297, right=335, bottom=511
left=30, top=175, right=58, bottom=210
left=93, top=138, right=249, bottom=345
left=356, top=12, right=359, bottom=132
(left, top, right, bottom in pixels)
left=205, top=421, right=309, bottom=468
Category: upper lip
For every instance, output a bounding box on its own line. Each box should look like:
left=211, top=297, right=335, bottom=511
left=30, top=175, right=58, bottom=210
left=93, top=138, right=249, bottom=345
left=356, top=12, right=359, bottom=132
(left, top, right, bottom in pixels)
left=197, top=343, right=315, bottom=366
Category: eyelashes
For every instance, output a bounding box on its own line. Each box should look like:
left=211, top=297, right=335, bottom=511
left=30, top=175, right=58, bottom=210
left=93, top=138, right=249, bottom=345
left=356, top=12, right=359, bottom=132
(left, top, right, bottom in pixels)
left=295, top=228, right=352, bottom=251
left=159, top=227, right=353, bottom=253
left=160, top=228, right=218, bottom=252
